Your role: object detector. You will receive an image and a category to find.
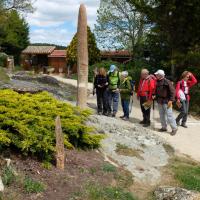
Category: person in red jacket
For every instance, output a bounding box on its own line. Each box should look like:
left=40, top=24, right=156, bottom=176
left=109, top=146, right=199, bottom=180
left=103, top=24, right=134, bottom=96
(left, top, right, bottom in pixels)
left=137, top=69, right=156, bottom=127
left=176, top=71, right=197, bottom=128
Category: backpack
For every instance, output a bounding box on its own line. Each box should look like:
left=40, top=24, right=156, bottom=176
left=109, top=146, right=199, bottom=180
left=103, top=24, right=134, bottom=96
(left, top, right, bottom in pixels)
left=125, top=79, right=135, bottom=95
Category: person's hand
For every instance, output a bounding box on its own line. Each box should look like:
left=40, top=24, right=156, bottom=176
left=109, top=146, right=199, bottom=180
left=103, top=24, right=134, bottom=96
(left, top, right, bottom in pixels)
left=176, top=100, right=182, bottom=108
left=152, top=95, right=156, bottom=100
left=167, top=101, right=173, bottom=109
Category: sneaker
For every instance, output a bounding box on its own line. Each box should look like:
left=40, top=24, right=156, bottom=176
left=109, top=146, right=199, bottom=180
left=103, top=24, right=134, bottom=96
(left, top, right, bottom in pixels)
left=103, top=112, right=108, bottom=116
left=170, top=129, right=178, bottom=136
left=143, top=123, right=151, bottom=127
left=181, top=123, right=188, bottom=128
left=120, top=115, right=125, bottom=119
left=158, top=128, right=167, bottom=132
left=122, top=117, right=129, bottom=121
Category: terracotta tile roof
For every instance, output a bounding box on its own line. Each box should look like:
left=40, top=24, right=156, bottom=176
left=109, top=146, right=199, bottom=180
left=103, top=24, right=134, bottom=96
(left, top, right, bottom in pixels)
left=48, top=50, right=66, bottom=58
left=22, top=46, right=56, bottom=54
left=101, top=50, right=131, bottom=57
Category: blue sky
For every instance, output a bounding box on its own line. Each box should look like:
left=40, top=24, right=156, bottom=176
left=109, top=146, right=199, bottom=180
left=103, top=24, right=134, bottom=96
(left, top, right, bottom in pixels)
left=26, top=0, right=100, bottom=46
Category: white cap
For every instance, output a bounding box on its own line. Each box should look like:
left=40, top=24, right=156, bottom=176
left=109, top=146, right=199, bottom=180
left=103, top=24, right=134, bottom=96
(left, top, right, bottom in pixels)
left=121, top=71, right=128, bottom=77
left=155, top=69, right=165, bottom=76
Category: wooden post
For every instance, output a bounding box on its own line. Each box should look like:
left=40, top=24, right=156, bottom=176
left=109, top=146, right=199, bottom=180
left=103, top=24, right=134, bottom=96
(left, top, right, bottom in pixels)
left=77, top=4, right=88, bottom=109
left=55, top=116, right=65, bottom=170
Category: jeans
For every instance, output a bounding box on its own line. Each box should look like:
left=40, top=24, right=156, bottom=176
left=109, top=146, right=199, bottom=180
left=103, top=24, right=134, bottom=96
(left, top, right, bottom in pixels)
left=107, top=90, right=119, bottom=114
left=140, top=96, right=151, bottom=123
left=176, top=100, right=189, bottom=124
left=121, top=99, right=130, bottom=118
left=96, top=89, right=108, bottom=114
left=158, top=103, right=177, bottom=130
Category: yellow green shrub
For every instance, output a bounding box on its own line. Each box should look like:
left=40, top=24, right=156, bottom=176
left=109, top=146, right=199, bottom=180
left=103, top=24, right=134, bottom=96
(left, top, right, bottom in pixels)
left=0, top=89, right=103, bottom=160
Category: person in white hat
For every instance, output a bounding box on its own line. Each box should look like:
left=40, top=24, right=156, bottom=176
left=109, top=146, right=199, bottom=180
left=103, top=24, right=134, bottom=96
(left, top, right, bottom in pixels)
left=154, top=69, right=178, bottom=136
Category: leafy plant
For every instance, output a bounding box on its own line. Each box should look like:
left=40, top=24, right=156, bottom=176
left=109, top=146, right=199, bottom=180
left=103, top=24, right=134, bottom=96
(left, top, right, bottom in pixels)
left=0, top=90, right=104, bottom=161
left=2, top=166, right=16, bottom=186
left=102, top=163, right=117, bottom=173
left=23, top=177, right=45, bottom=193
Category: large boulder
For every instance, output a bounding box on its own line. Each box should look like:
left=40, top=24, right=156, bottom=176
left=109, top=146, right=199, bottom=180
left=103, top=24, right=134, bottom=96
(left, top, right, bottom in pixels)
left=154, top=186, right=200, bottom=200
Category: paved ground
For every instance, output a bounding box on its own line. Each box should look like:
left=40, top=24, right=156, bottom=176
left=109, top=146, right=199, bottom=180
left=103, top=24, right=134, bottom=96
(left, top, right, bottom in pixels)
left=52, top=76, right=200, bottom=162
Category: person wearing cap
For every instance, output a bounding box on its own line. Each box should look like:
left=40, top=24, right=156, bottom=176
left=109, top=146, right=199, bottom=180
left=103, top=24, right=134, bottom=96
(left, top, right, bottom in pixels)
left=107, top=65, right=120, bottom=117
left=119, top=71, right=132, bottom=121
left=137, top=69, right=156, bottom=127
left=155, top=69, right=178, bottom=136
left=175, top=71, right=197, bottom=128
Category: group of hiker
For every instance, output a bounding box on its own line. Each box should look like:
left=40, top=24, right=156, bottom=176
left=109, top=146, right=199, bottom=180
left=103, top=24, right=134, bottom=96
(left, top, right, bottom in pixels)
left=93, top=65, right=197, bottom=136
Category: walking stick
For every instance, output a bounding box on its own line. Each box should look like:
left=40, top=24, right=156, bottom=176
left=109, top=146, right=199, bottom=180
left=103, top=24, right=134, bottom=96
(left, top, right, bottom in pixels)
left=152, top=99, right=156, bottom=130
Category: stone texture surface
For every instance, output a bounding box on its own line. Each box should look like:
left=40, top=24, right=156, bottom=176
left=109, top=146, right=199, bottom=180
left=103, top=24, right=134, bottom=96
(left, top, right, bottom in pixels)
left=154, top=186, right=200, bottom=200
left=0, top=177, right=4, bottom=192
left=87, top=115, right=169, bottom=185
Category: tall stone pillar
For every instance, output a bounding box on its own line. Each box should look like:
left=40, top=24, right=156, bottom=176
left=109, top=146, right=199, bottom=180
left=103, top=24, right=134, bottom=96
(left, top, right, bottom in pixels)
left=77, top=4, right=88, bottom=109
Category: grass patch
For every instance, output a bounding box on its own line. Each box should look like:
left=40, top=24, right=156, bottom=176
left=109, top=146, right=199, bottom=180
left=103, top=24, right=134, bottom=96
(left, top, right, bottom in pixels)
left=115, top=143, right=144, bottom=159
left=72, top=183, right=137, bottom=200
left=171, top=157, right=200, bottom=192
left=23, top=177, right=45, bottom=193
left=0, top=67, right=10, bottom=83
left=102, top=163, right=117, bottom=173
left=2, top=166, right=16, bottom=186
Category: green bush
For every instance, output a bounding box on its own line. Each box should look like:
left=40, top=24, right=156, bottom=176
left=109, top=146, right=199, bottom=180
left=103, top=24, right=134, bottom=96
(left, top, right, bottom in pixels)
left=2, top=166, right=16, bottom=186
left=0, top=90, right=104, bottom=160
left=23, top=177, right=45, bottom=193
left=0, top=53, right=7, bottom=67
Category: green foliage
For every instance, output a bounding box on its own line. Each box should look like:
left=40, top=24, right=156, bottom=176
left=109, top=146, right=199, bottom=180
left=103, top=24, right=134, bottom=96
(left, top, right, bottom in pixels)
left=0, top=67, right=10, bottom=84
left=89, top=60, right=123, bottom=82
left=0, top=90, right=103, bottom=160
left=102, top=163, right=117, bottom=173
left=0, top=10, right=29, bottom=63
left=0, top=53, right=8, bottom=67
left=66, top=26, right=100, bottom=66
left=171, top=158, right=200, bottom=192
left=2, top=166, right=16, bottom=186
left=23, top=177, right=45, bottom=193
left=85, top=184, right=136, bottom=200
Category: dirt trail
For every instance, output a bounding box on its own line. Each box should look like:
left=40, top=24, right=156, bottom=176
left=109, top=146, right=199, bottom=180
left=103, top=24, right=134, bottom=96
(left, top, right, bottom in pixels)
left=52, top=76, right=200, bottom=162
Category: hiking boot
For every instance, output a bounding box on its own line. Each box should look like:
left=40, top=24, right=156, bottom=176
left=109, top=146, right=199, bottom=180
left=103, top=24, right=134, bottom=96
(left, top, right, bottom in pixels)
left=122, top=117, right=129, bottom=121
left=176, top=119, right=180, bottom=126
left=139, top=120, right=146, bottom=124
left=170, top=129, right=178, bottom=136
left=181, top=123, right=188, bottom=128
left=158, top=128, right=167, bottom=132
left=112, top=113, right=116, bottom=118
left=120, top=115, right=125, bottom=119
left=143, top=123, right=151, bottom=127
left=103, top=112, right=108, bottom=116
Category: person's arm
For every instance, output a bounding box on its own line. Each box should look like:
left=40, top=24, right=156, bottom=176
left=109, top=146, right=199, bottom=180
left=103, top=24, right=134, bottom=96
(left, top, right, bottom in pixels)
left=148, top=79, right=155, bottom=100
left=168, top=80, right=176, bottom=102
left=187, top=73, right=197, bottom=88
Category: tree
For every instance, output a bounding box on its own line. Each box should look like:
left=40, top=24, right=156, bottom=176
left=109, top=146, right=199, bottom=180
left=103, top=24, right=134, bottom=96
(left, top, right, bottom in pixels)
left=66, top=26, right=100, bottom=66
left=0, top=0, right=35, bottom=13
left=127, top=0, right=200, bottom=77
left=94, top=0, right=147, bottom=56
left=0, top=10, right=29, bottom=63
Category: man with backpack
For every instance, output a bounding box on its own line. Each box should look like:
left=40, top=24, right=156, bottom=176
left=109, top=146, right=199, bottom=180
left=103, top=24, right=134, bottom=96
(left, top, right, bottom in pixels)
left=119, top=71, right=133, bottom=121
left=154, top=69, right=178, bottom=136
left=107, top=65, right=120, bottom=117
left=137, top=69, right=156, bottom=127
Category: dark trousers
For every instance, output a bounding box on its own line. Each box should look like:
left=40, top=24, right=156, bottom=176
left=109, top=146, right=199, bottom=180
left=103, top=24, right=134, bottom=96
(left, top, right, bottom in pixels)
left=121, top=99, right=130, bottom=118
left=107, top=90, right=119, bottom=114
left=140, top=96, right=151, bottom=123
left=96, top=89, right=107, bottom=113
left=176, top=100, right=189, bottom=124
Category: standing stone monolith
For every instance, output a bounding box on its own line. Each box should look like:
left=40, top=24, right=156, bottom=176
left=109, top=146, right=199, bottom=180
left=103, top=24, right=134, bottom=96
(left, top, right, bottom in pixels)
left=55, top=116, right=65, bottom=170
left=77, top=4, right=88, bottom=109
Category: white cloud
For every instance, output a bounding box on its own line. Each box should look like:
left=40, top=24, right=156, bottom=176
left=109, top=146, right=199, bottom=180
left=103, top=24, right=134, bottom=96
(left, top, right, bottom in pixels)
left=26, top=0, right=100, bottom=45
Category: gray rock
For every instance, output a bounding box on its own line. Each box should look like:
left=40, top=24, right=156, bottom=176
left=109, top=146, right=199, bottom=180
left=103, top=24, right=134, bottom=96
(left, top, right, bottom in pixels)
left=0, top=177, right=4, bottom=192
left=154, top=186, right=200, bottom=200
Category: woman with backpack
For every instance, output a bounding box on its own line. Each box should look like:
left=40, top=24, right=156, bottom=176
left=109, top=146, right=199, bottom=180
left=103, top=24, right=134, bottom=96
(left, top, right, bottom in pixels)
left=119, top=71, right=132, bottom=121
left=176, top=71, right=197, bottom=128
left=94, top=67, right=109, bottom=115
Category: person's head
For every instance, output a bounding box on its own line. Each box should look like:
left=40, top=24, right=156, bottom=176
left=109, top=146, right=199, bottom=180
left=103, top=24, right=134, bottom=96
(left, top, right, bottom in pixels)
left=121, top=71, right=128, bottom=81
left=109, top=65, right=117, bottom=73
left=98, top=67, right=107, bottom=77
left=141, top=69, right=149, bottom=79
left=181, top=71, right=190, bottom=81
left=155, top=69, right=165, bottom=80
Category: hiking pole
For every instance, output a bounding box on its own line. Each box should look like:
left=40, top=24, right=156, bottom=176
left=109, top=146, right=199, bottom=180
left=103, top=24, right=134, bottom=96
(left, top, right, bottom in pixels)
left=152, top=99, right=156, bottom=130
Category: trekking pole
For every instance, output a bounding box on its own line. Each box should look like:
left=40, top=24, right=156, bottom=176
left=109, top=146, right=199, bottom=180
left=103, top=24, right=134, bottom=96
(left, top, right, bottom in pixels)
left=152, top=99, right=156, bottom=130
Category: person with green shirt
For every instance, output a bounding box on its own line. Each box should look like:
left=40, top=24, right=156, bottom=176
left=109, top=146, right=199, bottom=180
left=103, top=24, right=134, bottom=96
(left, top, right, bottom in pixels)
left=107, top=65, right=120, bottom=117
left=119, top=71, right=132, bottom=121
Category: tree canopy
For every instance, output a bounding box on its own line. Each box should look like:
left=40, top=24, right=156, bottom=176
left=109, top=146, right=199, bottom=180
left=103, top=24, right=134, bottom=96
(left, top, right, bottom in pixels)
left=66, top=26, right=100, bottom=66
